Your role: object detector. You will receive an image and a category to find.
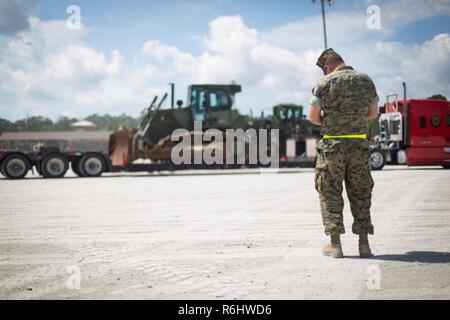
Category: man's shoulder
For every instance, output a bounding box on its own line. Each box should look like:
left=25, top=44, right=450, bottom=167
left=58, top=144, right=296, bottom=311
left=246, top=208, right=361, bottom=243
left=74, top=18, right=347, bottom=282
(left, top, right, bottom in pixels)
left=313, top=77, right=326, bottom=90
left=343, top=68, right=375, bottom=83
left=331, top=68, right=376, bottom=89
left=351, top=70, right=374, bottom=82
left=316, top=67, right=360, bottom=84
left=313, top=67, right=376, bottom=96
left=336, top=67, right=372, bottom=80
left=314, top=72, right=337, bottom=90
left=312, top=72, right=345, bottom=97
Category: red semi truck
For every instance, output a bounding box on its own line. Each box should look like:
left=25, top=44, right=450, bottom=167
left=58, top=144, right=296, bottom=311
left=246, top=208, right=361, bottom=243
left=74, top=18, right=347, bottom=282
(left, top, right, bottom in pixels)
left=369, top=95, right=450, bottom=170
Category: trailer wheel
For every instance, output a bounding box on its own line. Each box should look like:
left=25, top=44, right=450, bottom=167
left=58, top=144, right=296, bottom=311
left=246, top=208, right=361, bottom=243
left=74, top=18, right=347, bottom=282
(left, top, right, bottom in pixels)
left=41, top=153, right=69, bottom=178
left=71, top=159, right=83, bottom=177
left=1, top=154, right=30, bottom=179
left=370, top=150, right=385, bottom=170
left=79, top=154, right=104, bottom=177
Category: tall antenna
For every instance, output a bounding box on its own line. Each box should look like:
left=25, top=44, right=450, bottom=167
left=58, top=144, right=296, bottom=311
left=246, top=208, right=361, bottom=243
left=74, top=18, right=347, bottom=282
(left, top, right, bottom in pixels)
left=312, top=0, right=334, bottom=50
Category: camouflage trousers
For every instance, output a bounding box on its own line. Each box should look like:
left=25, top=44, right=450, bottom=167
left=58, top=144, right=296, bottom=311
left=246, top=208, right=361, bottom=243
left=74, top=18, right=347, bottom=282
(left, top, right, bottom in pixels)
left=315, top=142, right=374, bottom=235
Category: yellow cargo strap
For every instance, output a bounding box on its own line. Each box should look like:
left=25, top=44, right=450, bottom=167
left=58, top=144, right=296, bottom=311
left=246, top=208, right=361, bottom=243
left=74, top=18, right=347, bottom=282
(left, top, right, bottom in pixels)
left=323, top=134, right=367, bottom=139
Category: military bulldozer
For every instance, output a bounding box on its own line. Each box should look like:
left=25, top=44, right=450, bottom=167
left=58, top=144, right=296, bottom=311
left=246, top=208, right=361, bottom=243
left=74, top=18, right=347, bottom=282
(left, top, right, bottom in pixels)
left=122, top=83, right=319, bottom=169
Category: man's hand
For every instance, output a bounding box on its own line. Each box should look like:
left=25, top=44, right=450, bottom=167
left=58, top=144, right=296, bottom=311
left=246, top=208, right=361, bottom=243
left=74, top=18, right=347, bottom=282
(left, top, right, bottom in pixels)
left=368, top=103, right=379, bottom=119
left=309, top=104, right=322, bottom=125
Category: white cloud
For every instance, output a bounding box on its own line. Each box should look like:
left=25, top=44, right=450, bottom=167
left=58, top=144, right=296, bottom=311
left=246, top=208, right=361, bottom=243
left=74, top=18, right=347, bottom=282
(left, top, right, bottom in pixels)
left=0, top=21, right=123, bottom=97
left=137, top=16, right=323, bottom=113
left=0, top=17, right=167, bottom=119
left=380, top=0, right=450, bottom=25
left=374, top=33, right=450, bottom=99
left=43, top=46, right=123, bottom=84
left=143, top=40, right=196, bottom=78
left=262, top=11, right=382, bottom=52
left=0, top=0, right=36, bottom=35
left=140, top=14, right=450, bottom=112
left=0, top=7, right=449, bottom=122
left=203, top=16, right=259, bottom=57
left=260, top=4, right=450, bottom=105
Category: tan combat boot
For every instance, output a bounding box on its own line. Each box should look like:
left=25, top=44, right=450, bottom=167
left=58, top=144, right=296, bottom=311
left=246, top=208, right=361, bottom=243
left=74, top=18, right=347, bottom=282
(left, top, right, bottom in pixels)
left=359, top=233, right=374, bottom=258
left=323, top=234, right=344, bottom=258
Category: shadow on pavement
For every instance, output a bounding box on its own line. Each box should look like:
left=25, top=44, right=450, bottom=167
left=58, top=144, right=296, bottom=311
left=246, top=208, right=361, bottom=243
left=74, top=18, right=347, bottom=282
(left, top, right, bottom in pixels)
left=347, top=251, right=450, bottom=263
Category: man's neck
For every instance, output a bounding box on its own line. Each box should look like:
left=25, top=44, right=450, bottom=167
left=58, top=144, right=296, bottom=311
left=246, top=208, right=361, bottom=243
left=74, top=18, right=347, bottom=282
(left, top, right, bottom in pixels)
left=333, top=63, right=347, bottom=72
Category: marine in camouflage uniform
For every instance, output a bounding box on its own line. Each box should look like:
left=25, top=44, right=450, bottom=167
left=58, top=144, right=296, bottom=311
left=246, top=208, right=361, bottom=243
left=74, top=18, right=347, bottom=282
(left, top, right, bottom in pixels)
left=310, top=49, right=379, bottom=258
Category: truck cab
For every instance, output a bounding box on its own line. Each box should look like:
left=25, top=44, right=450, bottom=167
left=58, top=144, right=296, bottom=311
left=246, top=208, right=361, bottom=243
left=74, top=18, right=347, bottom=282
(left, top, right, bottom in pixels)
left=404, top=99, right=450, bottom=167
left=371, top=95, right=450, bottom=169
left=187, top=84, right=247, bottom=129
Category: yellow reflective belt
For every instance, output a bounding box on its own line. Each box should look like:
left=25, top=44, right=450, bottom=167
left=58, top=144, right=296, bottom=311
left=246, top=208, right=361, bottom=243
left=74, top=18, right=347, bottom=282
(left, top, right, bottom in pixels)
left=323, top=134, right=367, bottom=139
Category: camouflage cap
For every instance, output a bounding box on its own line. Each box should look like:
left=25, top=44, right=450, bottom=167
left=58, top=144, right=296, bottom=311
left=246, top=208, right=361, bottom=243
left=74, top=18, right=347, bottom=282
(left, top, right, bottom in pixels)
left=316, top=48, right=340, bottom=71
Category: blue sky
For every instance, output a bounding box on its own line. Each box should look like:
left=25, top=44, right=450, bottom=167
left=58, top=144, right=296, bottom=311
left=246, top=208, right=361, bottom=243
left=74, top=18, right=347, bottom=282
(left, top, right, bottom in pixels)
left=36, top=0, right=330, bottom=56
left=0, top=0, right=449, bottom=120
left=35, top=0, right=448, bottom=54
left=37, top=0, right=450, bottom=52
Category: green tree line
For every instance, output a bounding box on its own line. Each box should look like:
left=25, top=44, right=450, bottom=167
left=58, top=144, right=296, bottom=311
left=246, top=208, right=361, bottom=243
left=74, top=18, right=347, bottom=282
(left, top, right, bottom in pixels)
left=0, top=114, right=140, bottom=133
left=1, top=93, right=445, bottom=135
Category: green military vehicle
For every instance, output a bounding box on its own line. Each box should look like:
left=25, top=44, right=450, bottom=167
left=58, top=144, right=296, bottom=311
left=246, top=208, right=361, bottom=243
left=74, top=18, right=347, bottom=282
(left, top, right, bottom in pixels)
left=0, top=83, right=319, bottom=179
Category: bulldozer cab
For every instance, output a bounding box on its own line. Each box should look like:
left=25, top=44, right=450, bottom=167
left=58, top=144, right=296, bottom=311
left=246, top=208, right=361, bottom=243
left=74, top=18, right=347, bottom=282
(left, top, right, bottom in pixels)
left=188, top=84, right=242, bottom=122
left=273, top=105, right=303, bottom=121
left=273, top=104, right=304, bottom=134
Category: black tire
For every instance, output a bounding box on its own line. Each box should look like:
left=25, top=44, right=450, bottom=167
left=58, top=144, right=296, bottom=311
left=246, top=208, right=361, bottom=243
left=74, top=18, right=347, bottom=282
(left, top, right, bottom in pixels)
left=1, top=154, right=30, bottom=179
left=71, top=159, right=83, bottom=177
left=35, top=163, right=43, bottom=176
left=78, top=154, right=105, bottom=177
left=41, top=153, right=69, bottom=178
left=370, top=150, right=385, bottom=170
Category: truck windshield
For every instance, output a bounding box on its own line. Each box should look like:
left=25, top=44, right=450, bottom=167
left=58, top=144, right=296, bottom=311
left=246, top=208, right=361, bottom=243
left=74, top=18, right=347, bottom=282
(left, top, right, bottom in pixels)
left=190, top=88, right=231, bottom=112
left=209, top=90, right=230, bottom=111
left=277, top=108, right=301, bottom=120
left=190, top=88, right=207, bottom=114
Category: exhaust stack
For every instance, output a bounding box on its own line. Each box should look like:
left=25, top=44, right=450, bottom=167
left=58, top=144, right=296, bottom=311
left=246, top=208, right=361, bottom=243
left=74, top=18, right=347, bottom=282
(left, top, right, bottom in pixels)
left=170, top=83, right=175, bottom=109
left=403, top=82, right=407, bottom=101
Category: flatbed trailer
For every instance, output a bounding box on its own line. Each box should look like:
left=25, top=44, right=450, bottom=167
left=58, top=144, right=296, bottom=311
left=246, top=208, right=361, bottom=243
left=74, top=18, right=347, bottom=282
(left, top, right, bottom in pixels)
left=0, top=131, right=114, bottom=179
left=1, top=83, right=321, bottom=180
left=0, top=129, right=317, bottom=180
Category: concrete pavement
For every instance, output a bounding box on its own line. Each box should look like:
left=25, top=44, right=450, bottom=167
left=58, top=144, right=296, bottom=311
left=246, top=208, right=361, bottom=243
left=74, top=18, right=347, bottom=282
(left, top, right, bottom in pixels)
left=0, top=166, right=449, bottom=299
